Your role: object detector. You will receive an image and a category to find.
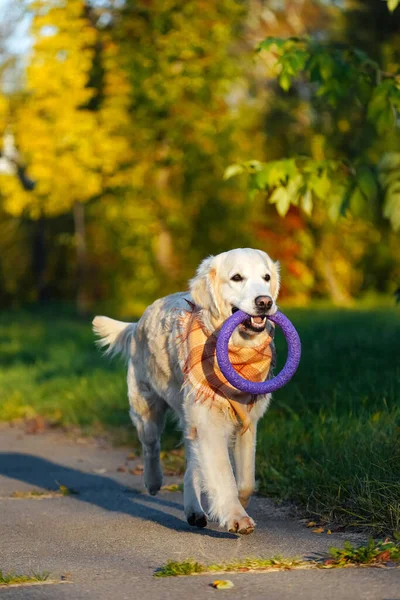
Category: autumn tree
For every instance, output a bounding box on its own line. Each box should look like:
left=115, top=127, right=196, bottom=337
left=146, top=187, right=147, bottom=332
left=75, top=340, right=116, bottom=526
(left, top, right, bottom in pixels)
left=227, top=0, right=400, bottom=301
left=86, top=0, right=270, bottom=313
left=0, top=0, right=131, bottom=311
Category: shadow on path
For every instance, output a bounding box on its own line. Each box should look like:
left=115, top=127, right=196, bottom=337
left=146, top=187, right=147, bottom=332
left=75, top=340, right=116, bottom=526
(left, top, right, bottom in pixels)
left=0, top=453, right=235, bottom=539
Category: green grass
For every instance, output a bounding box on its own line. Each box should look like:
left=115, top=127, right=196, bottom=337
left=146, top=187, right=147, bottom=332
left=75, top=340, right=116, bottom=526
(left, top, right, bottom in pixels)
left=154, top=556, right=305, bottom=577
left=0, top=570, right=49, bottom=586
left=258, top=305, right=400, bottom=534
left=155, top=539, right=400, bottom=576
left=0, top=305, right=128, bottom=431
left=10, top=485, right=78, bottom=498
left=1, top=303, right=400, bottom=533
left=325, top=538, right=400, bottom=567
left=155, top=559, right=206, bottom=577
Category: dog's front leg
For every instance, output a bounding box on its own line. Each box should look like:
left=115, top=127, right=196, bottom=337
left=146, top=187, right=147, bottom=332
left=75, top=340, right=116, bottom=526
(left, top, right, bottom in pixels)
left=183, top=437, right=207, bottom=528
left=190, top=403, right=255, bottom=534
left=234, top=424, right=257, bottom=508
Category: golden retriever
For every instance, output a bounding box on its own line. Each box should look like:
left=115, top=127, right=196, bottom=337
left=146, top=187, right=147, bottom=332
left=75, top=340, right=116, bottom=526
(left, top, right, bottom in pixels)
left=93, top=248, right=280, bottom=534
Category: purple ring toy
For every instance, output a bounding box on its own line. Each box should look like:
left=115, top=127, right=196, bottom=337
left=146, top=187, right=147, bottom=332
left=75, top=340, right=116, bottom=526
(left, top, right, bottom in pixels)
left=216, top=310, right=301, bottom=394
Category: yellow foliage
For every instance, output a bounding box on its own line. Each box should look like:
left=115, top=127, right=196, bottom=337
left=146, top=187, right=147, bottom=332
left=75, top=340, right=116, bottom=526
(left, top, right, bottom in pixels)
left=2, top=0, right=132, bottom=219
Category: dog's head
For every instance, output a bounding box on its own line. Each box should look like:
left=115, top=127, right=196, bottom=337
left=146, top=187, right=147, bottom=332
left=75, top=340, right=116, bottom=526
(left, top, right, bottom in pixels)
left=190, top=248, right=280, bottom=336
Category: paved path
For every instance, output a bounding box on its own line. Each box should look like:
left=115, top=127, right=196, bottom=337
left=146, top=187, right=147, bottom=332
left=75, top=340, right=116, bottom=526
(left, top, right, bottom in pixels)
left=0, top=426, right=399, bottom=599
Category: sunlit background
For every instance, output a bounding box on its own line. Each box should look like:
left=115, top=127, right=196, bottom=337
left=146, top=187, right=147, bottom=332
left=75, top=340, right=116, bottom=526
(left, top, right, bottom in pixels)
left=0, top=0, right=399, bottom=315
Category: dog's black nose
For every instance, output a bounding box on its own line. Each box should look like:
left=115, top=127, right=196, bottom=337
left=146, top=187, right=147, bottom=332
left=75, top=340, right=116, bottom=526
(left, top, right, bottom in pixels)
left=255, top=295, right=273, bottom=310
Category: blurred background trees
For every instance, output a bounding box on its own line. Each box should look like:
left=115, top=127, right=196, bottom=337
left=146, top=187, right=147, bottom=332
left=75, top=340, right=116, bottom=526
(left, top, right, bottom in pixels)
left=0, top=0, right=399, bottom=314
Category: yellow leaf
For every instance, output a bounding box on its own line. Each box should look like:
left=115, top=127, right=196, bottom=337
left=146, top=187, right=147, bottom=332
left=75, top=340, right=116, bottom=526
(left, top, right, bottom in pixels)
left=212, top=580, right=235, bottom=589
left=312, top=527, right=325, bottom=533
left=160, top=483, right=183, bottom=492
left=306, top=521, right=317, bottom=527
left=327, top=530, right=332, bottom=534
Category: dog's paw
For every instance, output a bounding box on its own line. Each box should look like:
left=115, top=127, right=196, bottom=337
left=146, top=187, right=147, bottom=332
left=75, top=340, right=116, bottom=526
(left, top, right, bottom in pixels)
left=144, top=465, right=163, bottom=496
left=147, top=484, right=161, bottom=496
left=187, top=512, right=208, bottom=528
left=145, top=473, right=162, bottom=496
left=227, top=515, right=255, bottom=535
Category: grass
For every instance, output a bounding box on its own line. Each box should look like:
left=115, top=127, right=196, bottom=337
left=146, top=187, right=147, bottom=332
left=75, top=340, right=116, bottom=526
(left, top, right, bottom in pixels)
left=325, top=538, right=400, bottom=567
left=1, top=302, right=400, bottom=533
left=257, top=305, right=400, bottom=534
left=154, top=556, right=305, bottom=577
left=155, top=559, right=207, bottom=577
left=155, top=539, right=400, bottom=576
left=9, top=485, right=77, bottom=499
left=0, top=570, right=49, bottom=586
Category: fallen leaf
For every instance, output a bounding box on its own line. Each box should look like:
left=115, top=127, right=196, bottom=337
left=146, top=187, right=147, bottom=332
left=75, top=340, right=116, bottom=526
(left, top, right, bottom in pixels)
left=126, top=453, right=136, bottom=460
left=117, top=466, right=127, bottom=473
left=212, top=580, right=235, bottom=589
left=312, top=527, right=324, bottom=533
left=306, top=521, right=317, bottom=527
left=75, top=437, right=89, bottom=445
left=59, top=485, right=78, bottom=496
left=24, top=416, right=47, bottom=435
left=375, top=551, right=391, bottom=563
left=324, top=559, right=336, bottom=566
left=161, top=483, right=183, bottom=492
left=129, top=465, right=144, bottom=475
left=327, top=529, right=332, bottom=534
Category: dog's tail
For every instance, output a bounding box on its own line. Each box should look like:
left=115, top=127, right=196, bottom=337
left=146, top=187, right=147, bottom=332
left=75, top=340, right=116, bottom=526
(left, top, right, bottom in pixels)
left=92, top=316, right=136, bottom=360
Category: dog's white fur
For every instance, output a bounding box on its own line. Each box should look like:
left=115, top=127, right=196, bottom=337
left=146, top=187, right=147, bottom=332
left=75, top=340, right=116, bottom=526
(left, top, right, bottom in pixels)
left=93, top=248, right=280, bottom=534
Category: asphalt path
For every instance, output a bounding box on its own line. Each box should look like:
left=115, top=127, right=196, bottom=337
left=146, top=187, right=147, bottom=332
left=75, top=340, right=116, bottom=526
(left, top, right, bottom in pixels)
left=0, top=426, right=398, bottom=599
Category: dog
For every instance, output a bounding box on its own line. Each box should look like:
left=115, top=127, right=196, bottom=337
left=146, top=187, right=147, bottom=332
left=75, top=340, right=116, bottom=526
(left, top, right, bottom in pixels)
left=93, top=248, right=280, bottom=534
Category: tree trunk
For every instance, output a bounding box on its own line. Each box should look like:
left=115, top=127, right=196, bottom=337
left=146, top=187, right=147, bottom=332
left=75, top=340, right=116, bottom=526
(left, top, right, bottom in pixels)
left=322, top=255, right=353, bottom=306
left=32, top=215, right=47, bottom=303
left=73, top=201, right=89, bottom=315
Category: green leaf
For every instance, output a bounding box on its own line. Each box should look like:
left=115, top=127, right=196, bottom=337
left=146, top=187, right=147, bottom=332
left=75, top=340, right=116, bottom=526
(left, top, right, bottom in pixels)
left=357, top=167, right=378, bottom=202
left=254, top=168, right=271, bottom=190
left=377, top=107, right=395, bottom=133
left=384, top=181, right=400, bottom=230
left=328, top=185, right=348, bottom=222
left=257, top=37, right=287, bottom=52
left=340, top=184, right=355, bottom=217
left=223, top=164, right=244, bottom=180
left=283, top=50, right=309, bottom=75
left=311, top=170, right=331, bottom=200
left=387, top=0, right=400, bottom=12
left=368, top=82, right=399, bottom=133
left=349, top=187, right=366, bottom=217
left=286, top=174, right=303, bottom=205
left=243, top=160, right=263, bottom=173
left=318, top=54, right=335, bottom=81
left=301, top=189, right=313, bottom=215
left=270, top=186, right=291, bottom=216
left=379, top=169, right=400, bottom=188
left=378, top=153, right=400, bottom=172
left=279, top=71, right=292, bottom=92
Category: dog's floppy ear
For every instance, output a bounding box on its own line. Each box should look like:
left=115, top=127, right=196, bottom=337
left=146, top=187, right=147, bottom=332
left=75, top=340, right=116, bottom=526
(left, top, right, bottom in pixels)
left=270, top=260, right=280, bottom=300
left=189, top=256, right=220, bottom=318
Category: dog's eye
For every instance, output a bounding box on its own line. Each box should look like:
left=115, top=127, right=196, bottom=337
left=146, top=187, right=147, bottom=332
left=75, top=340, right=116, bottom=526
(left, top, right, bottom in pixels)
left=264, top=274, right=271, bottom=282
left=231, top=274, right=243, bottom=282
